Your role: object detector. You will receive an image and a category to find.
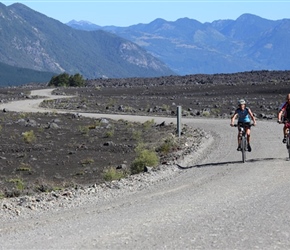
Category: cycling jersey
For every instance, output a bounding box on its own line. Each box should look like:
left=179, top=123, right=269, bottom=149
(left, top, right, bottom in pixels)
left=235, top=107, right=251, bottom=123
left=279, top=102, right=290, bottom=120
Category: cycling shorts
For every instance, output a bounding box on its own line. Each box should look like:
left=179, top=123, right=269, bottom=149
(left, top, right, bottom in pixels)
left=238, top=122, right=251, bottom=129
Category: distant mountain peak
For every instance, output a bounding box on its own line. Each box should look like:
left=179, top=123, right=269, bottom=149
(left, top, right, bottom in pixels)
left=67, top=19, right=94, bottom=25
left=66, top=14, right=290, bottom=75
left=150, top=18, right=167, bottom=25
left=66, top=19, right=101, bottom=30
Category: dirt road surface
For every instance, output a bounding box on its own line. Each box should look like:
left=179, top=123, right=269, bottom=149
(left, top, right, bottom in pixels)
left=1, top=89, right=290, bottom=249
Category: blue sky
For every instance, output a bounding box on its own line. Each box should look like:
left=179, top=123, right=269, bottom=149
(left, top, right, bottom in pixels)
left=2, top=0, right=290, bottom=26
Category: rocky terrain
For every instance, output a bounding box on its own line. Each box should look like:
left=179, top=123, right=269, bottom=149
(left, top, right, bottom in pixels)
left=0, top=70, right=289, bottom=217
left=43, top=70, right=289, bottom=120
left=0, top=86, right=206, bottom=200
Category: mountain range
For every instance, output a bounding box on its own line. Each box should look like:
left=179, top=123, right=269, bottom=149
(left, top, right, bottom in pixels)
left=67, top=14, right=290, bottom=75
left=0, top=2, right=290, bottom=86
left=0, top=3, right=174, bottom=86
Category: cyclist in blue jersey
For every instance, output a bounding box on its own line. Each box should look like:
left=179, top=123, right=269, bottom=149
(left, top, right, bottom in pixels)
left=230, top=99, right=256, bottom=152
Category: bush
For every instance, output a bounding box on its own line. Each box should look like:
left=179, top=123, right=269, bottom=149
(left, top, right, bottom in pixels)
left=22, top=130, right=36, bottom=143
left=105, top=130, right=114, bottom=138
left=132, top=130, right=142, bottom=141
left=48, top=73, right=85, bottom=87
left=130, top=146, right=159, bottom=175
left=16, top=163, right=32, bottom=172
left=157, top=136, right=178, bottom=155
left=103, top=167, right=126, bottom=181
left=9, top=178, right=25, bottom=191
left=80, top=158, right=94, bottom=165
left=48, top=73, right=70, bottom=87
left=142, top=119, right=155, bottom=130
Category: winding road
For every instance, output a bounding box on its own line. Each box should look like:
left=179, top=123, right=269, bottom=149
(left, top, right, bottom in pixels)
left=1, top=89, right=290, bottom=249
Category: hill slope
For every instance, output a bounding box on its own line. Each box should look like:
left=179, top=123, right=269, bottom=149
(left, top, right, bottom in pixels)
left=0, top=3, right=175, bottom=81
left=0, top=62, right=55, bottom=86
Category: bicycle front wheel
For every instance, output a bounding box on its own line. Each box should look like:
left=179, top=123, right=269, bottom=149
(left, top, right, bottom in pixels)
left=241, top=136, right=246, bottom=163
left=287, top=136, right=290, bottom=159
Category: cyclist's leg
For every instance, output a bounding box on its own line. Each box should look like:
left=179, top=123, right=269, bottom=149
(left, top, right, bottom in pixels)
left=245, top=124, right=252, bottom=152
left=237, top=133, right=241, bottom=145
left=246, top=127, right=251, bottom=144
left=237, top=134, right=241, bottom=150
left=283, top=125, right=288, bottom=143
left=284, top=125, right=287, bottom=136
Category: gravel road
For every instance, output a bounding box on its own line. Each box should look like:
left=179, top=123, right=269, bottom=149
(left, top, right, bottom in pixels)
left=1, top=89, right=290, bottom=249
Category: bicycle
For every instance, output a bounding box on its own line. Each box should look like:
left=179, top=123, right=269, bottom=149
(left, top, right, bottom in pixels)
left=278, top=120, right=290, bottom=159
left=233, top=123, right=253, bottom=163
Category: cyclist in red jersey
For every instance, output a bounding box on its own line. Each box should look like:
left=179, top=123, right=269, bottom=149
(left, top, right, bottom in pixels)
left=278, top=93, right=290, bottom=143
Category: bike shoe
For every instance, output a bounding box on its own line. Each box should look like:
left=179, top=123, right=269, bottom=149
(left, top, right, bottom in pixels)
left=283, top=138, right=287, bottom=144
left=247, top=144, right=252, bottom=152
left=237, top=146, right=242, bottom=151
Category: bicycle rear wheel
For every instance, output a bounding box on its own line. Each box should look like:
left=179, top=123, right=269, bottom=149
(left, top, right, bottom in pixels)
left=241, top=136, right=246, bottom=163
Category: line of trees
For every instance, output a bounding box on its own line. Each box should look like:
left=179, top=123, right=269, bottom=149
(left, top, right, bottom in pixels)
left=48, top=73, right=85, bottom=87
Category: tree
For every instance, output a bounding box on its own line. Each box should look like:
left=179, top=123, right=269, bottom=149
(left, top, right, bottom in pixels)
left=48, top=73, right=69, bottom=87
left=69, top=73, right=85, bottom=87
left=48, top=73, right=85, bottom=87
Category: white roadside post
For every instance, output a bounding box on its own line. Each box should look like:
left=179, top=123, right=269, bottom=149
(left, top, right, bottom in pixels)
left=177, top=106, right=182, bottom=137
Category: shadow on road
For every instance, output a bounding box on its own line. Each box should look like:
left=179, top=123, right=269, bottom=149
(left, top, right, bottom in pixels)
left=177, top=157, right=281, bottom=169
left=247, top=157, right=286, bottom=163
left=177, top=161, right=240, bottom=169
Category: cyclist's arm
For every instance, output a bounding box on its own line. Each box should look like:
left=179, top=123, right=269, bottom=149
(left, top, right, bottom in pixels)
left=278, top=103, right=286, bottom=122
left=277, top=106, right=286, bottom=122
left=230, top=112, right=238, bottom=126
left=248, top=108, right=256, bottom=125
left=278, top=109, right=283, bottom=122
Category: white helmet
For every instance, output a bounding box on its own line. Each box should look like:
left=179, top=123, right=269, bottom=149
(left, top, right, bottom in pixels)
left=238, top=99, right=246, bottom=105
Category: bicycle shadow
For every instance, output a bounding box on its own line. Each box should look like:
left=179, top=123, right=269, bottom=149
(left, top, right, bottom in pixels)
left=177, top=157, right=279, bottom=169
left=246, top=157, right=286, bottom=163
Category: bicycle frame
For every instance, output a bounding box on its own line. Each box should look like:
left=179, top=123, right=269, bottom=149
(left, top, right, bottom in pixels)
left=234, top=123, right=252, bottom=163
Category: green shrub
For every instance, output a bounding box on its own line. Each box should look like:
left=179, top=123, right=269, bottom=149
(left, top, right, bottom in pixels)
left=143, top=119, right=155, bottom=130
left=75, top=171, right=85, bottom=176
left=202, top=110, right=210, bottom=117
left=16, top=163, right=32, bottom=172
left=9, top=178, right=25, bottom=191
left=88, top=124, right=97, bottom=129
left=34, top=180, right=62, bottom=193
left=22, top=130, right=36, bottom=143
left=80, top=158, right=94, bottom=165
left=132, top=130, right=142, bottom=141
left=125, top=121, right=134, bottom=128
left=211, top=108, right=221, bottom=116
left=103, top=167, right=126, bottom=181
left=162, top=104, right=170, bottom=111
left=105, top=130, right=114, bottom=138
left=130, top=145, right=159, bottom=175
left=78, top=125, right=90, bottom=135
left=124, top=106, right=134, bottom=112
left=48, top=73, right=85, bottom=87
left=158, top=136, right=178, bottom=154
left=107, top=98, right=116, bottom=108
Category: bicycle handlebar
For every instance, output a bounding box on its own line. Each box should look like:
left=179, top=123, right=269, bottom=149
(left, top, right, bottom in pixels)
left=277, top=120, right=290, bottom=124
left=232, top=123, right=254, bottom=127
